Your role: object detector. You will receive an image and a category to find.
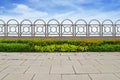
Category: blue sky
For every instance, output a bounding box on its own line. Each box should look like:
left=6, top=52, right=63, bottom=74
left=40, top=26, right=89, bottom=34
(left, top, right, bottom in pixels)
left=0, top=0, right=120, bottom=21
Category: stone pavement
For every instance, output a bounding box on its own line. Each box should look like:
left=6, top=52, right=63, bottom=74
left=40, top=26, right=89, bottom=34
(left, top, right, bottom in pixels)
left=0, top=52, right=120, bottom=80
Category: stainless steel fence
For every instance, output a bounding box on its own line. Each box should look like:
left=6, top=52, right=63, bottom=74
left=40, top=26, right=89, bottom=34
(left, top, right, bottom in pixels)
left=0, top=19, right=120, bottom=37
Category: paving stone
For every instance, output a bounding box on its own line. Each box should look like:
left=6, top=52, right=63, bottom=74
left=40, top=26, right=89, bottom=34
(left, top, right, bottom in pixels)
left=89, top=74, right=120, bottom=80
left=73, top=65, right=100, bottom=74
left=33, top=74, right=61, bottom=80
left=87, top=60, right=102, bottom=66
left=61, top=60, right=80, bottom=66
left=2, top=73, right=34, bottom=80
left=60, top=53, right=77, bottom=56
left=51, top=65, right=75, bottom=74
left=0, top=72, right=8, bottom=80
left=0, top=60, right=8, bottom=65
left=0, top=52, right=120, bottom=80
left=25, top=65, right=50, bottom=74
left=0, top=53, right=23, bottom=60
left=21, top=60, right=42, bottom=66
left=47, top=53, right=60, bottom=56
left=78, top=59, right=90, bottom=65
left=41, top=60, right=61, bottom=66
left=96, top=65, right=120, bottom=73
left=5, top=60, right=24, bottom=66
left=62, top=75, right=91, bottom=80
left=53, top=56, right=69, bottom=60
left=0, top=64, right=8, bottom=72
left=2, top=66, right=29, bottom=73
left=20, top=56, right=38, bottom=60
left=96, top=60, right=117, bottom=65
left=114, top=73, right=120, bottom=79
left=69, top=56, right=85, bottom=60
left=36, top=55, right=51, bottom=60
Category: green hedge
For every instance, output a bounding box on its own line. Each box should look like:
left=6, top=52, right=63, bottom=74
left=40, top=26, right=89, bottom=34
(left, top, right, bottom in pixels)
left=88, top=44, right=120, bottom=52
left=0, top=43, right=33, bottom=52
left=34, top=44, right=88, bottom=52
left=0, top=39, right=120, bottom=52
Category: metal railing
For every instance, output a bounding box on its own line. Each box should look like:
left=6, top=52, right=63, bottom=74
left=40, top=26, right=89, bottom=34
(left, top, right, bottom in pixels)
left=0, top=19, right=120, bottom=37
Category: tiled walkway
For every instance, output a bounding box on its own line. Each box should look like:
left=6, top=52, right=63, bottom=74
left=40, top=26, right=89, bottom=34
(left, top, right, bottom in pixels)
left=0, top=52, right=120, bottom=80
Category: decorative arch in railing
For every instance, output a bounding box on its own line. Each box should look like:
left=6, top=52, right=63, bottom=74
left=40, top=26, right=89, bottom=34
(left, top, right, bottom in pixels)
left=0, top=19, right=5, bottom=36
left=47, top=19, right=60, bottom=36
left=7, top=19, right=19, bottom=36
left=102, top=19, right=113, bottom=36
left=115, top=20, right=120, bottom=36
left=75, top=19, right=87, bottom=36
left=20, top=19, right=32, bottom=36
left=61, top=19, right=73, bottom=36
left=88, top=19, right=101, bottom=36
left=0, top=19, right=120, bottom=37
left=34, top=19, right=46, bottom=36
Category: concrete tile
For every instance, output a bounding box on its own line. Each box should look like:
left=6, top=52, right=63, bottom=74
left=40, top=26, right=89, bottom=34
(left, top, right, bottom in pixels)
left=96, top=60, right=115, bottom=65
left=0, top=64, right=8, bottom=72
left=0, top=60, right=8, bottom=65
left=90, top=74, right=120, bottom=80
left=0, top=72, right=8, bottom=80
left=73, top=65, right=100, bottom=74
left=53, top=56, right=69, bottom=60
left=25, top=66, right=50, bottom=74
left=5, top=60, right=24, bottom=66
left=2, top=66, right=29, bottom=73
left=96, top=65, right=120, bottom=73
left=61, top=60, right=80, bottom=66
left=51, top=65, right=75, bottom=74
left=33, top=74, right=61, bottom=80
left=1, top=52, right=120, bottom=78
left=41, top=60, right=61, bottom=66
left=62, top=75, right=91, bottom=80
left=78, top=60, right=91, bottom=65
left=37, top=55, right=53, bottom=60
left=21, top=60, right=42, bottom=66
left=2, top=73, right=34, bottom=80
left=69, top=56, right=85, bottom=60
left=114, top=73, right=120, bottom=79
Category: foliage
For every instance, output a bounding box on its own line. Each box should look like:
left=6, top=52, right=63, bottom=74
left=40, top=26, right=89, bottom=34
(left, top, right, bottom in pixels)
left=0, top=39, right=120, bottom=52
left=0, top=43, right=33, bottom=52
left=88, top=44, right=120, bottom=52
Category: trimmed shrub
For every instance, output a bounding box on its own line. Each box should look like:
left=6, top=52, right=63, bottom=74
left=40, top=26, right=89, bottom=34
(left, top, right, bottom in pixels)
left=77, top=46, right=88, bottom=52
left=88, top=44, right=120, bottom=52
left=0, top=43, right=33, bottom=52
left=34, top=44, right=88, bottom=52
left=0, top=39, right=120, bottom=52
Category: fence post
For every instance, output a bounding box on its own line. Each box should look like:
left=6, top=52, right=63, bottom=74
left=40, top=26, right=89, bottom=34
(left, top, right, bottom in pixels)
left=72, top=24, right=75, bottom=37
left=86, top=24, right=89, bottom=36
left=113, top=24, right=116, bottom=36
left=5, top=24, right=8, bottom=36
left=31, top=24, right=35, bottom=37
left=59, top=24, right=61, bottom=37
left=100, top=24, right=103, bottom=36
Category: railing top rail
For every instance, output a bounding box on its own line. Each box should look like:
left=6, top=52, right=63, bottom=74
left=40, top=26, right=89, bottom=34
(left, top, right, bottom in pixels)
left=61, top=19, right=73, bottom=24
left=102, top=19, right=113, bottom=25
left=75, top=19, right=87, bottom=24
left=34, top=19, right=46, bottom=24
left=47, top=19, right=60, bottom=24
left=20, top=19, right=32, bottom=24
left=0, top=19, right=5, bottom=24
left=89, top=19, right=101, bottom=24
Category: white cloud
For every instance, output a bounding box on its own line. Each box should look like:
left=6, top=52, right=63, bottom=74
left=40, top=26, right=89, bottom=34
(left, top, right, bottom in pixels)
left=13, top=4, right=48, bottom=18
left=0, top=3, right=120, bottom=23
left=49, top=9, right=120, bottom=22
left=0, top=4, right=48, bottom=21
